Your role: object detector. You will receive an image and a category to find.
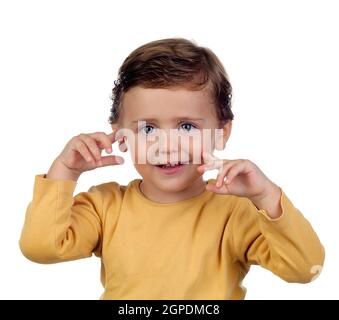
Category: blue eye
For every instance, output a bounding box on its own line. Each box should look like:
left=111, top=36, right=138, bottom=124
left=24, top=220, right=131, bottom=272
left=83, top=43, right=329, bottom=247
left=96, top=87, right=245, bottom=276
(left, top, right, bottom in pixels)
left=140, top=125, right=154, bottom=135
left=138, top=123, right=197, bottom=135
left=179, top=122, right=197, bottom=132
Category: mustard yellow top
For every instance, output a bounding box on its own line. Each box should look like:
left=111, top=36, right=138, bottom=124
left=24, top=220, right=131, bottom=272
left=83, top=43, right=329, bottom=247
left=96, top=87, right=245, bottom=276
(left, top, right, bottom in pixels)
left=19, top=174, right=325, bottom=299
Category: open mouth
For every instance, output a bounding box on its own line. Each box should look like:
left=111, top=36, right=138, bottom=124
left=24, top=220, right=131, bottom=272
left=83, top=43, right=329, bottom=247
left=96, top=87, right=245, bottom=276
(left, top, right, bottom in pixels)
left=155, top=161, right=189, bottom=169
left=154, top=162, right=189, bottom=174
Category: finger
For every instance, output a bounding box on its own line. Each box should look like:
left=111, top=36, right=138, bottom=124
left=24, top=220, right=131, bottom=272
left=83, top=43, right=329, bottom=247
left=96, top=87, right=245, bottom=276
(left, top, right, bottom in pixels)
left=74, top=140, right=95, bottom=163
left=198, top=152, right=227, bottom=174
left=197, top=163, right=215, bottom=173
left=206, top=181, right=229, bottom=194
left=215, top=161, right=236, bottom=187
left=78, top=135, right=102, bottom=161
left=224, top=161, right=247, bottom=185
left=98, top=155, right=125, bottom=167
left=89, top=132, right=113, bottom=153
left=202, top=150, right=218, bottom=165
left=107, top=128, right=124, bottom=144
left=201, top=151, right=224, bottom=171
left=197, top=161, right=223, bottom=174
left=107, top=130, right=116, bottom=142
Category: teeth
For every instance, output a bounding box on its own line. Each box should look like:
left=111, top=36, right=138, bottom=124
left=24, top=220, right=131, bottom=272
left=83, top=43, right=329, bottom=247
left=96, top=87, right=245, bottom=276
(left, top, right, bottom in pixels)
left=161, top=163, right=179, bottom=167
left=156, top=161, right=190, bottom=168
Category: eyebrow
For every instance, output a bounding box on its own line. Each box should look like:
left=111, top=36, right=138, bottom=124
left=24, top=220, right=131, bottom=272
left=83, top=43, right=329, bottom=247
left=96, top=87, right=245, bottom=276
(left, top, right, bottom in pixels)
left=131, top=117, right=204, bottom=123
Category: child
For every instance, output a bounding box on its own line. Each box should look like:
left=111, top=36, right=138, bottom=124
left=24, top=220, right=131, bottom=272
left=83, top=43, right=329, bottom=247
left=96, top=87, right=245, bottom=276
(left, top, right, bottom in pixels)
left=19, top=38, right=325, bottom=299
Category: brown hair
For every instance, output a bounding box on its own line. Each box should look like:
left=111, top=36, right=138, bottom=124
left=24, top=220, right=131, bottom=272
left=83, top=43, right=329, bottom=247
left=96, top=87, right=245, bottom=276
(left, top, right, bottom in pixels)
left=108, top=38, right=234, bottom=125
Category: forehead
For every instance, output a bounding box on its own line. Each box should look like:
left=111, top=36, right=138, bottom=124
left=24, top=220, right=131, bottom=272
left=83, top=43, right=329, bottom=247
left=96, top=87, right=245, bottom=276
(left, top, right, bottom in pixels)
left=120, top=85, right=217, bottom=122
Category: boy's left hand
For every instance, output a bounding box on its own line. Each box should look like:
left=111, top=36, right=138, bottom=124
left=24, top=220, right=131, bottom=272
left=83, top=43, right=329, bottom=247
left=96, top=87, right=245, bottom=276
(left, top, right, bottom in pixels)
left=197, top=151, right=282, bottom=219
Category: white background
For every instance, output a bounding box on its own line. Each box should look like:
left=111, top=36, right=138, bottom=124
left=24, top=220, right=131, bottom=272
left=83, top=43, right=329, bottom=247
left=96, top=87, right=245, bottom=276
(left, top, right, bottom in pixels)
left=0, top=0, right=338, bottom=299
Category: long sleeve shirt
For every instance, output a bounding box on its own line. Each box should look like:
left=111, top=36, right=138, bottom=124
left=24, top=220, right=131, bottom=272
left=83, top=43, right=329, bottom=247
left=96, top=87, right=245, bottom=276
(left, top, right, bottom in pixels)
left=19, top=174, right=325, bottom=299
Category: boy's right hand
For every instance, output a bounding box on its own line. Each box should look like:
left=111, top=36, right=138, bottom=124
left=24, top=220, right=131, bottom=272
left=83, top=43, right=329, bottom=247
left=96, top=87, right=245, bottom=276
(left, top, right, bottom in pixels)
left=46, top=130, right=125, bottom=181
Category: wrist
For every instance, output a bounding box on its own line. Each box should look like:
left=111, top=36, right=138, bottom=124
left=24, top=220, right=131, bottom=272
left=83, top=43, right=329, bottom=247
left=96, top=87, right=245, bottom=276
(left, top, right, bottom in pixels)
left=46, top=157, right=81, bottom=182
left=250, top=182, right=282, bottom=219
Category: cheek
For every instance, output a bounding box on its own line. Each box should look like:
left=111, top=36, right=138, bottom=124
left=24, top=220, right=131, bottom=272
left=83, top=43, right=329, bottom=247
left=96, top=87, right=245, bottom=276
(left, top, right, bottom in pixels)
left=183, top=133, right=213, bottom=165
left=188, top=130, right=218, bottom=164
left=126, top=134, right=148, bottom=164
left=136, top=139, right=148, bottom=163
left=187, top=136, right=202, bottom=164
left=134, top=163, right=151, bottom=176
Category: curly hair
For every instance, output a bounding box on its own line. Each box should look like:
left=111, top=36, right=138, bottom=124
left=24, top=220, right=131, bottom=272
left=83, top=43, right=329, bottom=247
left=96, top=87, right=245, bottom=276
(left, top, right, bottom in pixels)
left=108, top=38, right=234, bottom=125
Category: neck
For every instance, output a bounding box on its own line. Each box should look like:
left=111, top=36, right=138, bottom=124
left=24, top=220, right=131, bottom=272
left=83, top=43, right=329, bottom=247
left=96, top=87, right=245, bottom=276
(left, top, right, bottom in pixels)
left=139, top=177, right=207, bottom=204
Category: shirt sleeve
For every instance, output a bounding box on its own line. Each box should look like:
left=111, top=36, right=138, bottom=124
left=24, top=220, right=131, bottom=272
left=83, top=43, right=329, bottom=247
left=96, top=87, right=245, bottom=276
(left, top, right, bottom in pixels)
left=19, top=174, right=103, bottom=264
left=231, top=189, right=325, bottom=283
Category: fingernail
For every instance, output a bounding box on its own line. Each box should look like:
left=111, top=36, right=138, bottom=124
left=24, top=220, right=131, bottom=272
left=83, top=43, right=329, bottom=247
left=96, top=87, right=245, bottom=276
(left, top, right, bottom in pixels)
left=117, top=157, right=124, bottom=164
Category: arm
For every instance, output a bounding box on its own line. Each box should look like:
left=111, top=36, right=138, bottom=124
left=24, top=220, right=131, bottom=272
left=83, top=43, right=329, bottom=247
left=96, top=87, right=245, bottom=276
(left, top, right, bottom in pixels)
left=232, top=190, right=325, bottom=283
left=198, top=154, right=325, bottom=283
left=19, top=174, right=103, bottom=263
left=19, top=131, right=124, bottom=263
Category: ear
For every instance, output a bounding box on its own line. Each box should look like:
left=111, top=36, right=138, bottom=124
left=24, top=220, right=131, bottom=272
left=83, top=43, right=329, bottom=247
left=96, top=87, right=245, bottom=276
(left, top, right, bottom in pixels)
left=215, top=120, right=232, bottom=151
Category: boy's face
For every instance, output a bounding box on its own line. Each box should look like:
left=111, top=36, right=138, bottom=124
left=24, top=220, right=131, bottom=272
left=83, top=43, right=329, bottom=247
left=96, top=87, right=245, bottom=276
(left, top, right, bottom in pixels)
left=112, top=85, right=231, bottom=193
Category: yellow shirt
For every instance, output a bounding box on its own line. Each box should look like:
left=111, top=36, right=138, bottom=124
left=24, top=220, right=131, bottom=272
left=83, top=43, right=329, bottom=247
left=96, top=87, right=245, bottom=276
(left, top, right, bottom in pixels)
left=19, top=174, right=325, bottom=299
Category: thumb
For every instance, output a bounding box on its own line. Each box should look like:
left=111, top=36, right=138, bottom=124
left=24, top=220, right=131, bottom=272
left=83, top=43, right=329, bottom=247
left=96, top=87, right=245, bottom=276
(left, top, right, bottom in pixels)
left=99, top=155, right=124, bottom=167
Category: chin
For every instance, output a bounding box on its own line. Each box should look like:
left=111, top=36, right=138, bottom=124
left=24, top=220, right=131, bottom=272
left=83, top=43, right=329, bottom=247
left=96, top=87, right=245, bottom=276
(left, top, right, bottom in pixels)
left=136, top=164, right=201, bottom=191
left=154, top=169, right=199, bottom=192
left=155, top=178, right=190, bottom=192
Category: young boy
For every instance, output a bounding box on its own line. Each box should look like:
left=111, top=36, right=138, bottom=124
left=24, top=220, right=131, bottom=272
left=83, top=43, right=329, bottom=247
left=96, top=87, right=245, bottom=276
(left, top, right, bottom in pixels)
left=19, top=38, right=325, bottom=299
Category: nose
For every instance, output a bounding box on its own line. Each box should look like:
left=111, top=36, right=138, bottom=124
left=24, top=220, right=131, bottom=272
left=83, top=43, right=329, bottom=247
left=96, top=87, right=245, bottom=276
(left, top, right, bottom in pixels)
left=157, top=129, right=190, bottom=163
left=156, top=129, right=177, bottom=163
